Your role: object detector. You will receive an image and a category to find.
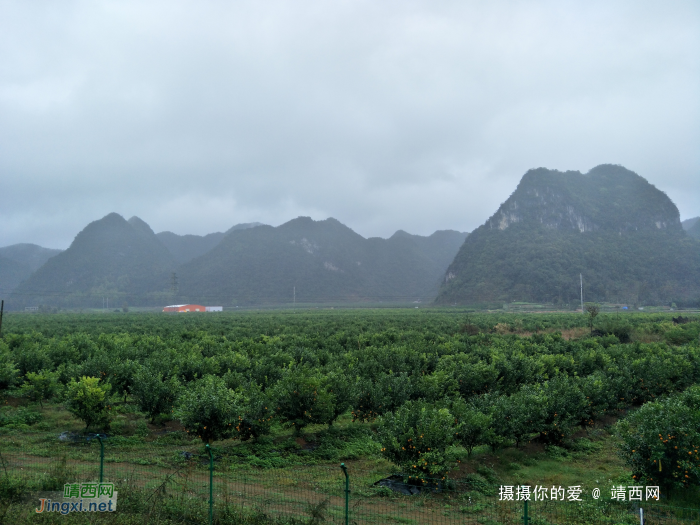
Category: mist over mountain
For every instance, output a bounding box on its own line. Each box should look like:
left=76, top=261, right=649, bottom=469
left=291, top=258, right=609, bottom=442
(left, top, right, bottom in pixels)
left=5, top=213, right=467, bottom=308
left=685, top=220, right=700, bottom=241
left=175, top=217, right=468, bottom=305
left=0, top=256, right=31, bottom=296
left=156, top=222, right=264, bottom=265
left=0, top=244, right=63, bottom=295
left=10, top=213, right=176, bottom=308
left=437, top=164, right=700, bottom=307
left=682, top=217, right=699, bottom=231
left=0, top=243, right=63, bottom=272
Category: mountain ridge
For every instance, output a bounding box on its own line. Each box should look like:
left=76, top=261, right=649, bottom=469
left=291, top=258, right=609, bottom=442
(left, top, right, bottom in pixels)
left=0, top=243, right=63, bottom=295
left=6, top=214, right=467, bottom=308
left=437, top=164, right=700, bottom=306
left=156, top=222, right=265, bottom=264
left=175, top=216, right=468, bottom=305
left=10, top=213, right=176, bottom=308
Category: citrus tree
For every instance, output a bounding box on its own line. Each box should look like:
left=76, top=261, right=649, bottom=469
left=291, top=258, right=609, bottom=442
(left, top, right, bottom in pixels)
left=233, top=382, right=275, bottom=441
left=273, top=368, right=334, bottom=434
left=0, top=342, right=18, bottom=391
left=617, top=386, right=700, bottom=489
left=450, top=398, right=492, bottom=457
left=537, top=375, right=587, bottom=445
left=174, top=375, right=239, bottom=443
left=65, top=376, right=112, bottom=431
left=490, top=386, right=546, bottom=448
left=322, top=370, right=355, bottom=427
left=377, top=400, right=458, bottom=482
left=131, top=366, right=181, bottom=422
left=20, top=370, right=60, bottom=407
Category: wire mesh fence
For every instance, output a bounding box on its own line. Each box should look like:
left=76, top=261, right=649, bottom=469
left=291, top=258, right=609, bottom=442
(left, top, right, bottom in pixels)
left=1, top=433, right=699, bottom=524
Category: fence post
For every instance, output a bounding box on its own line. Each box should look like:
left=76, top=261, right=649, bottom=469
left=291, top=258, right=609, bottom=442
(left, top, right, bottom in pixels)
left=97, top=436, right=104, bottom=483
left=522, top=499, right=529, bottom=525
left=206, top=444, right=214, bottom=525
left=340, top=463, right=349, bottom=525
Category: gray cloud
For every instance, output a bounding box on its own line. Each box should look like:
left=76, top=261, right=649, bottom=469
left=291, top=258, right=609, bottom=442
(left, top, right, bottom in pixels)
left=1, top=0, right=698, bottom=248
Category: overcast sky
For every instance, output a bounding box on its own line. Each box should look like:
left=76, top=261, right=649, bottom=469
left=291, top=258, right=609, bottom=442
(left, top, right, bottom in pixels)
left=1, top=0, right=699, bottom=249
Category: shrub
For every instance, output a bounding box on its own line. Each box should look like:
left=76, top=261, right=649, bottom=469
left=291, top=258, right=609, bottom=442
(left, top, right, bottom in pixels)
left=377, top=400, right=458, bottom=481
left=20, top=370, right=60, bottom=407
left=65, top=376, right=112, bottom=431
left=616, top=386, right=700, bottom=489
left=174, top=375, right=239, bottom=443
left=0, top=407, right=42, bottom=428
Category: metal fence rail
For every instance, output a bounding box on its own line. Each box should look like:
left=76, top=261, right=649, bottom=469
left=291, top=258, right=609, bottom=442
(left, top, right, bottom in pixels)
left=1, top=434, right=698, bottom=525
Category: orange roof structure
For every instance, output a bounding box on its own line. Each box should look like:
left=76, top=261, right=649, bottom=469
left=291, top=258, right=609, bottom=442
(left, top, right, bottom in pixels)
left=163, top=304, right=206, bottom=313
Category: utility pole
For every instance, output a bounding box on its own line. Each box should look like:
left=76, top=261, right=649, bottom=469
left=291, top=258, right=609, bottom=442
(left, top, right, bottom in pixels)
left=0, top=300, right=4, bottom=338
left=293, top=286, right=296, bottom=310
left=580, top=274, right=584, bottom=314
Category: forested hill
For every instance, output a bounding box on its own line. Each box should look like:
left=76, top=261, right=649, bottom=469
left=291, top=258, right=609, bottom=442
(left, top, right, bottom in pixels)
left=6, top=214, right=467, bottom=308
left=0, top=243, right=62, bottom=272
left=682, top=217, right=699, bottom=232
left=10, top=213, right=176, bottom=309
left=176, top=217, right=468, bottom=305
left=0, top=243, right=62, bottom=295
left=156, top=222, right=264, bottom=264
left=436, top=164, right=700, bottom=307
left=686, top=218, right=700, bottom=240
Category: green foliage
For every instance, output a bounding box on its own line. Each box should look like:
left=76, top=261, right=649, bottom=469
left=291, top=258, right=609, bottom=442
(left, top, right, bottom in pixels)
left=0, top=474, right=27, bottom=503
left=585, top=303, right=600, bottom=334
left=65, top=376, right=112, bottom=431
left=0, top=343, right=18, bottom=390
left=352, top=373, right=413, bottom=422
left=449, top=398, right=492, bottom=457
left=489, top=387, right=545, bottom=449
left=233, top=382, right=275, bottom=441
left=617, top=386, right=700, bottom=489
left=377, top=400, right=458, bottom=480
left=273, top=368, right=334, bottom=433
left=174, top=374, right=239, bottom=443
left=131, top=365, right=181, bottom=422
left=1, top=309, right=699, bottom=487
left=537, top=375, right=588, bottom=445
left=110, top=358, right=140, bottom=402
left=0, top=407, right=42, bottom=428
left=322, top=371, right=355, bottom=426
left=19, top=369, right=60, bottom=407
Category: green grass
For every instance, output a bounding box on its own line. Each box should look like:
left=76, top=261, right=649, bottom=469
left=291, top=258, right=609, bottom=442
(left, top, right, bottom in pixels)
left=1, top=398, right=698, bottom=525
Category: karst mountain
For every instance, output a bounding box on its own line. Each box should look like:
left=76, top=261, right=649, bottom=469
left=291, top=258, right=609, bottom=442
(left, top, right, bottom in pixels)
left=437, top=164, right=700, bottom=307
